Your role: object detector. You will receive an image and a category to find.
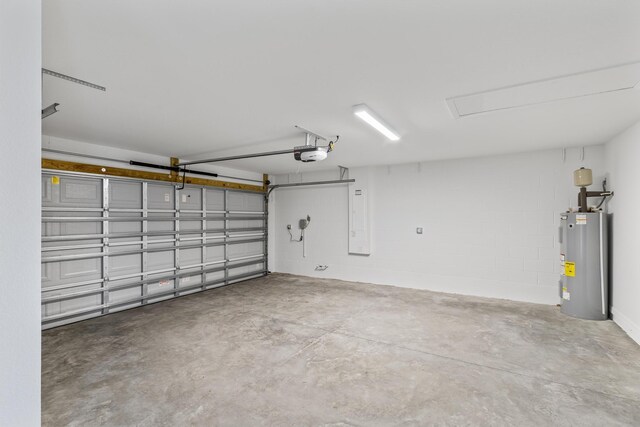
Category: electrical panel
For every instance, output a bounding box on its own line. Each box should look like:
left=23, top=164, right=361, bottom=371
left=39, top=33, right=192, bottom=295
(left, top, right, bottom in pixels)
left=349, top=186, right=370, bottom=255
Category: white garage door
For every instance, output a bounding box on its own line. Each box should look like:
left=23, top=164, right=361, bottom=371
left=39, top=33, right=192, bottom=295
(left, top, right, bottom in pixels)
left=41, top=172, right=267, bottom=329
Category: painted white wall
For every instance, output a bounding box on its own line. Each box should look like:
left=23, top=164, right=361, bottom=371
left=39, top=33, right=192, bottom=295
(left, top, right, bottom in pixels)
left=0, top=0, right=42, bottom=424
left=605, top=120, right=640, bottom=344
left=270, top=146, right=605, bottom=305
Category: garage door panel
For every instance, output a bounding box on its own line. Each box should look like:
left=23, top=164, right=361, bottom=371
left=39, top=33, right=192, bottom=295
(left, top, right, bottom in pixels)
left=109, top=280, right=143, bottom=305
left=228, top=241, right=263, bottom=258
left=42, top=222, right=57, bottom=237
left=206, top=189, right=225, bottom=211
left=179, top=187, right=201, bottom=209
left=227, top=192, right=264, bottom=212
left=42, top=302, right=60, bottom=319
left=41, top=172, right=266, bottom=329
left=181, top=218, right=203, bottom=231
left=148, top=240, right=175, bottom=249
left=148, top=183, right=174, bottom=209
left=206, top=246, right=225, bottom=263
left=244, top=193, right=264, bottom=212
left=41, top=263, right=54, bottom=284
left=148, top=219, right=175, bottom=233
left=109, top=236, right=142, bottom=247
left=147, top=272, right=175, bottom=297
left=205, top=270, right=226, bottom=286
left=178, top=269, right=203, bottom=294
left=59, top=221, right=102, bottom=236
left=42, top=176, right=53, bottom=202
left=110, top=181, right=141, bottom=209
left=147, top=294, right=174, bottom=304
left=59, top=177, right=102, bottom=206
left=180, top=247, right=202, bottom=267
left=59, top=293, right=103, bottom=314
left=228, top=219, right=264, bottom=229
left=60, top=256, right=102, bottom=281
left=179, top=274, right=202, bottom=288
left=206, top=220, right=225, bottom=232
left=42, top=237, right=102, bottom=249
left=110, top=222, right=142, bottom=234
left=110, top=253, right=142, bottom=276
left=148, top=249, right=174, bottom=271
left=229, top=260, right=264, bottom=275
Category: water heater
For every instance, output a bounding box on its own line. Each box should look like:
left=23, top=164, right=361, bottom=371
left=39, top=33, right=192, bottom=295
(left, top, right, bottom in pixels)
left=559, top=212, right=608, bottom=320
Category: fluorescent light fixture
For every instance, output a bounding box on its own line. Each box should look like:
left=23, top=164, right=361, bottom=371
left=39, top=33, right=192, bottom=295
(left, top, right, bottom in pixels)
left=353, top=104, right=400, bottom=141
left=42, top=103, right=60, bottom=119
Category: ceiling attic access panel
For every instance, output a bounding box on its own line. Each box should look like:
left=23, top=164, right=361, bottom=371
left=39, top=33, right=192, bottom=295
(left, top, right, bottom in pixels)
left=447, top=62, right=640, bottom=118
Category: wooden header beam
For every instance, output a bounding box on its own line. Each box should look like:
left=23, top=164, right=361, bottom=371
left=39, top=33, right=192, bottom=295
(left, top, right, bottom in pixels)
left=42, top=158, right=267, bottom=193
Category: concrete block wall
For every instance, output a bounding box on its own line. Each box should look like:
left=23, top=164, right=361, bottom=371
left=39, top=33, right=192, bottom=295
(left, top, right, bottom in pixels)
left=269, top=146, right=605, bottom=305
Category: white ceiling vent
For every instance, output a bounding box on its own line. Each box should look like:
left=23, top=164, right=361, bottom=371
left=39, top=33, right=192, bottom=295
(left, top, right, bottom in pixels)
left=447, top=62, right=640, bottom=118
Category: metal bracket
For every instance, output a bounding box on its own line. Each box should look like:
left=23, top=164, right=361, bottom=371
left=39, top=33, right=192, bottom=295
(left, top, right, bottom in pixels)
left=339, top=165, right=349, bottom=180
left=295, top=125, right=327, bottom=143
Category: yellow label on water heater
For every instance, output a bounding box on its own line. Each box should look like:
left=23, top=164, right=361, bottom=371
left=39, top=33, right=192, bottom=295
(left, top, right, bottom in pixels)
left=565, top=262, right=576, bottom=277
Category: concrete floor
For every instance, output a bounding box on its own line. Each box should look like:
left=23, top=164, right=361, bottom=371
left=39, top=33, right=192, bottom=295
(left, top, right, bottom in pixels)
left=42, top=273, right=640, bottom=426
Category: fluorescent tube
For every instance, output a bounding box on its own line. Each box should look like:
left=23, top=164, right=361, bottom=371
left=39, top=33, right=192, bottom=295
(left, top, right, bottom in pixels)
left=353, top=104, right=400, bottom=141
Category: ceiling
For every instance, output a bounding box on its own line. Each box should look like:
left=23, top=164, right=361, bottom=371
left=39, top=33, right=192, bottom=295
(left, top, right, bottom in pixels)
left=43, top=0, right=640, bottom=174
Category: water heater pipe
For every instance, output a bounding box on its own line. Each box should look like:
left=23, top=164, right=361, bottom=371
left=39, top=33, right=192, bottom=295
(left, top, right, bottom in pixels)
left=578, top=187, right=614, bottom=212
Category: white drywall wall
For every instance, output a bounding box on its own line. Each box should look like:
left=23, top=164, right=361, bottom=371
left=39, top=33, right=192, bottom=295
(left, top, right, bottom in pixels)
left=605, top=120, right=640, bottom=344
left=0, top=0, right=41, bottom=424
left=270, top=146, right=605, bottom=305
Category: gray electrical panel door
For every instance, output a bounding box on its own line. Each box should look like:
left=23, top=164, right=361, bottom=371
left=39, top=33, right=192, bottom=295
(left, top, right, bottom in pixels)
left=559, top=212, right=608, bottom=320
left=42, top=172, right=267, bottom=329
